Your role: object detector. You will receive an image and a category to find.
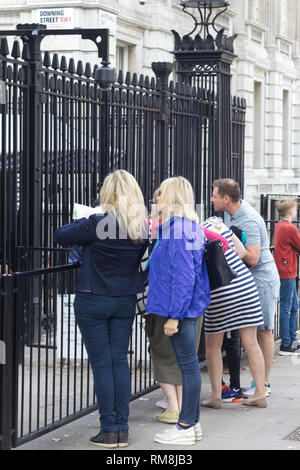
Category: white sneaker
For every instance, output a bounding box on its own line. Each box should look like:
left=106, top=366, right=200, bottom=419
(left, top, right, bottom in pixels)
left=155, top=422, right=203, bottom=441
left=154, top=425, right=196, bottom=446
left=194, top=422, right=203, bottom=441
left=243, top=385, right=270, bottom=398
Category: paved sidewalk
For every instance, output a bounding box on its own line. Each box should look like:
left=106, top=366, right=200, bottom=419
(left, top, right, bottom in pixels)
left=17, top=340, right=300, bottom=451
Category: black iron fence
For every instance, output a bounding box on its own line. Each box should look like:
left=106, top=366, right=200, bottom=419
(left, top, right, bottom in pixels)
left=0, top=36, right=246, bottom=275
left=260, top=194, right=300, bottom=337
left=260, top=194, right=300, bottom=245
left=0, top=31, right=246, bottom=450
left=0, top=263, right=155, bottom=449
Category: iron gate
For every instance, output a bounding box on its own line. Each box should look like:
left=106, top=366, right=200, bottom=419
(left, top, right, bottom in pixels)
left=0, top=25, right=246, bottom=449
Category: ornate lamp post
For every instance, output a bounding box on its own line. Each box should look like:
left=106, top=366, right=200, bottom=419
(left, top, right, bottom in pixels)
left=172, top=0, right=237, bottom=181
left=172, top=0, right=236, bottom=82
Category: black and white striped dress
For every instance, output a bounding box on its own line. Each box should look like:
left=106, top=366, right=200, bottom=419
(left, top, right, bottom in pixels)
left=203, top=221, right=264, bottom=334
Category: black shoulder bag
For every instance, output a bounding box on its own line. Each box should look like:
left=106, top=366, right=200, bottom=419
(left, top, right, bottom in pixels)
left=204, top=239, right=238, bottom=291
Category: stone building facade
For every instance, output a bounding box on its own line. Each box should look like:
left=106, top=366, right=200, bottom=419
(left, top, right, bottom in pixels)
left=1, top=0, right=300, bottom=207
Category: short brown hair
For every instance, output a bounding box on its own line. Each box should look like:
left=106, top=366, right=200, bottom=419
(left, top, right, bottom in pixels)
left=213, top=179, right=241, bottom=203
left=275, top=198, right=298, bottom=218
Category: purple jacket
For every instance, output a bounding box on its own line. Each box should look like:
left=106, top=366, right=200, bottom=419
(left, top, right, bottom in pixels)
left=146, top=217, right=211, bottom=320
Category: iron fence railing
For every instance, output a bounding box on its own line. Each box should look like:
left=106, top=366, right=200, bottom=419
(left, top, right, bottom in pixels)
left=0, top=31, right=246, bottom=450
left=0, top=263, right=157, bottom=449
left=0, top=36, right=246, bottom=275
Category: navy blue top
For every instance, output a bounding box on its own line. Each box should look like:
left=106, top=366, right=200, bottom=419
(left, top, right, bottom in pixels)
left=54, top=214, right=149, bottom=296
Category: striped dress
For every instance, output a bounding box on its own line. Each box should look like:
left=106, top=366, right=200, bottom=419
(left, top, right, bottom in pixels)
left=203, top=221, right=264, bottom=334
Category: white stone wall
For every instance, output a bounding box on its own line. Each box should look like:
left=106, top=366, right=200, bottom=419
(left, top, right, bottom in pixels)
left=1, top=0, right=300, bottom=208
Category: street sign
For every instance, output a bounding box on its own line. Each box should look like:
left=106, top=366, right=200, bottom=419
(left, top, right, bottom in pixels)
left=32, top=8, right=75, bottom=30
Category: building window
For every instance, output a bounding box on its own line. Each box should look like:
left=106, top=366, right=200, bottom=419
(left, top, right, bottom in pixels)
left=116, top=43, right=135, bottom=73
left=116, top=45, right=126, bottom=73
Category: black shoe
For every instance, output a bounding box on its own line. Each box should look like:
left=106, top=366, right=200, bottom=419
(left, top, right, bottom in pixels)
left=118, top=429, right=129, bottom=448
left=89, top=430, right=118, bottom=448
left=279, top=344, right=300, bottom=356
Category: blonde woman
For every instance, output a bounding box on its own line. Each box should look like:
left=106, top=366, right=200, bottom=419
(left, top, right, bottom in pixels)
left=146, top=177, right=211, bottom=446
left=54, top=170, right=148, bottom=448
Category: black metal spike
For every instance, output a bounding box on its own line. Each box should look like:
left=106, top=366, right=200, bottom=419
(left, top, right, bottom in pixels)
left=11, top=40, right=20, bottom=59
left=138, top=74, right=144, bottom=88
left=117, top=70, right=123, bottom=84
left=194, top=35, right=204, bottom=51
left=144, top=76, right=150, bottom=89
left=132, top=72, right=138, bottom=87
left=171, top=30, right=182, bottom=51
left=22, top=42, right=31, bottom=61
left=93, top=65, right=98, bottom=78
left=68, top=58, right=75, bottom=74
left=84, top=62, right=92, bottom=78
left=0, top=37, right=9, bottom=56
left=60, top=56, right=67, bottom=72
left=182, top=35, right=194, bottom=51
left=76, top=60, right=83, bottom=76
left=169, top=80, right=174, bottom=93
left=215, top=28, right=225, bottom=50
left=125, top=72, right=131, bottom=85
left=51, top=53, right=59, bottom=70
left=150, top=77, right=156, bottom=90
left=43, top=51, right=51, bottom=68
left=205, top=34, right=215, bottom=50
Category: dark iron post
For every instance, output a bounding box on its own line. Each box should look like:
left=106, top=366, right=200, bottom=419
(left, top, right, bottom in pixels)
left=171, top=0, right=237, bottom=184
left=17, top=25, right=45, bottom=272
left=0, top=276, right=18, bottom=450
left=151, top=62, right=173, bottom=186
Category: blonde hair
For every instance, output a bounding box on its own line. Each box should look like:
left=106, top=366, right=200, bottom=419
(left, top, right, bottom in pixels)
left=275, top=198, right=298, bottom=218
left=159, top=176, right=199, bottom=223
left=100, top=170, right=147, bottom=242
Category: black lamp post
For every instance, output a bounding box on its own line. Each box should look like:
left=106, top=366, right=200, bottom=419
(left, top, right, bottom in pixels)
left=172, top=0, right=236, bottom=81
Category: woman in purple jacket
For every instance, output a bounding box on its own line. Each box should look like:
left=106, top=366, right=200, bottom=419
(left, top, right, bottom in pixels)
left=146, top=176, right=211, bottom=446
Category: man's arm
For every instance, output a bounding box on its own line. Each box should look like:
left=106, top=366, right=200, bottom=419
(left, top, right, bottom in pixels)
left=242, top=244, right=260, bottom=267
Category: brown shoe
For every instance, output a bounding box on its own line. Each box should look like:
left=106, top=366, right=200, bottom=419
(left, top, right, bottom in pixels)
left=118, top=429, right=129, bottom=448
left=201, top=398, right=222, bottom=409
left=242, top=397, right=267, bottom=408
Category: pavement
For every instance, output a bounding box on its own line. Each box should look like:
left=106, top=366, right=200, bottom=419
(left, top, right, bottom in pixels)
left=16, top=337, right=300, bottom=452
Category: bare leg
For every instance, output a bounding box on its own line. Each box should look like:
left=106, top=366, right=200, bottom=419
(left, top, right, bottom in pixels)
left=175, top=385, right=182, bottom=412
left=239, top=327, right=265, bottom=398
left=202, top=332, right=224, bottom=403
left=159, top=383, right=180, bottom=413
left=257, top=329, right=274, bottom=384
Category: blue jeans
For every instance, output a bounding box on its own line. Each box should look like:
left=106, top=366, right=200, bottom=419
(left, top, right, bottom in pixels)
left=279, top=278, right=299, bottom=347
left=74, top=292, right=136, bottom=433
left=169, top=318, right=201, bottom=426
